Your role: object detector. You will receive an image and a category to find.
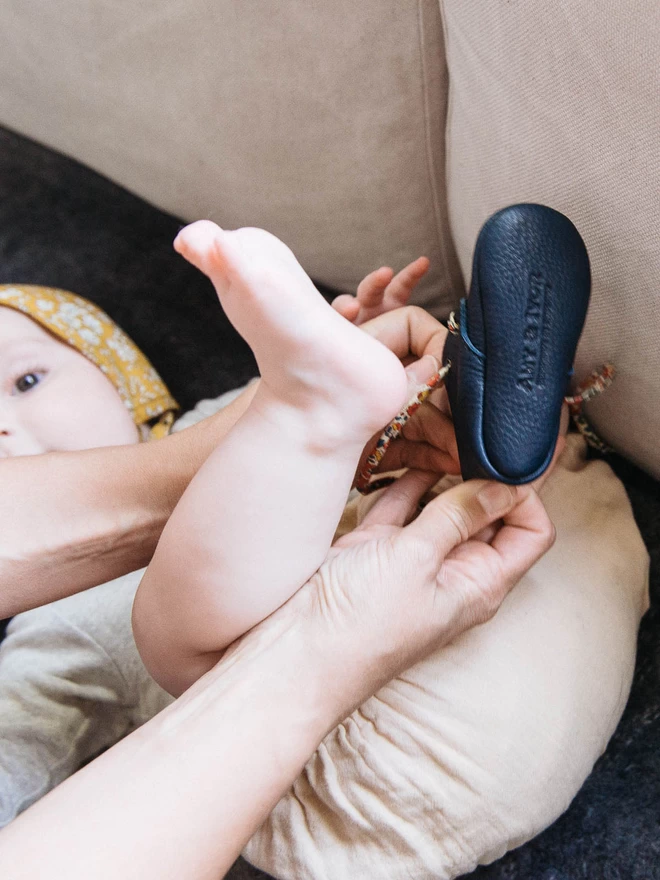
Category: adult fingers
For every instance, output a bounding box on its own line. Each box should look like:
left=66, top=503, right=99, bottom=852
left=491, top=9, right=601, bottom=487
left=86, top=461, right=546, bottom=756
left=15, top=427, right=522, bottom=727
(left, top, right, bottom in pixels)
left=379, top=439, right=459, bottom=477
left=375, top=395, right=460, bottom=475
left=353, top=382, right=457, bottom=488
left=402, top=479, right=526, bottom=561
left=421, top=494, right=552, bottom=637
left=360, top=306, right=448, bottom=364
left=488, top=484, right=556, bottom=585
left=404, top=354, right=442, bottom=391
left=382, top=257, right=430, bottom=308
left=400, top=400, right=459, bottom=465
left=470, top=427, right=566, bottom=545
left=359, top=469, right=441, bottom=530
left=331, top=294, right=361, bottom=322
left=356, top=266, right=394, bottom=308
left=378, top=440, right=460, bottom=479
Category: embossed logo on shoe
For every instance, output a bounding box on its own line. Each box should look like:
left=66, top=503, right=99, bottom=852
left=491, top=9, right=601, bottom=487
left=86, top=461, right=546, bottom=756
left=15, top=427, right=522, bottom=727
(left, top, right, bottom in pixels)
left=516, top=271, right=549, bottom=392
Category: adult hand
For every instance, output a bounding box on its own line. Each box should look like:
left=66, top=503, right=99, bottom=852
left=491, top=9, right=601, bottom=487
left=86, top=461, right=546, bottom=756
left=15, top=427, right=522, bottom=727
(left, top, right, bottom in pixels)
left=332, top=257, right=431, bottom=325
left=285, top=467, right=556, bottom=723
left=0, top=465, right=554, bottom=880
left=353, top=305, right=460, bottom=481
left=351, top=305, right=569, bottom=488
left=332, top=260, right=458, bottom=478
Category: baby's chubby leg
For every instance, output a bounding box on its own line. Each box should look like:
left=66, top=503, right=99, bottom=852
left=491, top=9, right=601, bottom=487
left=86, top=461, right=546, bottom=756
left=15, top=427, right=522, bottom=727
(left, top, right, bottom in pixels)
left=133, top=222, right=410, bottom=696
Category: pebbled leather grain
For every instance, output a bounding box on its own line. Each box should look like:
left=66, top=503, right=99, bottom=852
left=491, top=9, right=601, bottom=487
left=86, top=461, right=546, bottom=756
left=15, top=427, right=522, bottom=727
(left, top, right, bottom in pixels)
left=443, top=204, right=591, bottom=484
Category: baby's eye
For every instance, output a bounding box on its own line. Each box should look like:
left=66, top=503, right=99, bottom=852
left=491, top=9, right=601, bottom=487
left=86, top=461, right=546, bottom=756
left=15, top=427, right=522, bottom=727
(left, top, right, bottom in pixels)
left=13, top=371, right=46, bottom=394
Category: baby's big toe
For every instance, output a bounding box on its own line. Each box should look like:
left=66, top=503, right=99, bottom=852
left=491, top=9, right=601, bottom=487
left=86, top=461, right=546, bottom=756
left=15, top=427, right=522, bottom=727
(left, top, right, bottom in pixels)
left=174, top=220, right=226, bottom=277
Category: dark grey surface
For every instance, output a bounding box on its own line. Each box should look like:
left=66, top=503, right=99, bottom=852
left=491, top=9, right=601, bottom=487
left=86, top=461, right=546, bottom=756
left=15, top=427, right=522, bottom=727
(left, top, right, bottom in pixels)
left=0, top=126, right=258, bottom=412
left=1, top=126, right=659, bottom=880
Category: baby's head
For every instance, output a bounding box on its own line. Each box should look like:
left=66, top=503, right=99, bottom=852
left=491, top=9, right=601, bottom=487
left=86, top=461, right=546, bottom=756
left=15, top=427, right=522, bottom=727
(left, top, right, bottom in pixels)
left=0, top=286, right=177, bottom=458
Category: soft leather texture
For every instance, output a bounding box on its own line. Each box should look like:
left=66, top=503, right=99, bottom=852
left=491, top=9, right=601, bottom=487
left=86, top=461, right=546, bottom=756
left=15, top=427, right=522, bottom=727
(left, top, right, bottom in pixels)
left=444, top=205, right=590, bottom=483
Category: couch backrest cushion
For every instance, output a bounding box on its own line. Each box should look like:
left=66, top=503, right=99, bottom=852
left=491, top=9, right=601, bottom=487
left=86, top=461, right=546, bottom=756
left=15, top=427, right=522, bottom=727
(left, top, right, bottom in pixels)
left=0, top=0, right=463, bottom=314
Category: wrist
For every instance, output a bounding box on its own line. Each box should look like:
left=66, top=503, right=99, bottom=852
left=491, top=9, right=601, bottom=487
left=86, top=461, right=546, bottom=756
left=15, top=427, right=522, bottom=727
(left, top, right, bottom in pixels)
left=1, top=595, right=344, bottom=880
left=198, top=601, right=341, bottom=755
left=217, top=583, right=387, bottom=740
left=134, top=602, right=342, bottom=860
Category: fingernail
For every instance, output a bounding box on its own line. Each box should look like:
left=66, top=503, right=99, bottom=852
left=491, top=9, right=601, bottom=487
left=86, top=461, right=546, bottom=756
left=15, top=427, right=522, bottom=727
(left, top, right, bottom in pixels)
left=477, top=483, right=514, bottom=517
left=405, top=355, right=440, bottom=386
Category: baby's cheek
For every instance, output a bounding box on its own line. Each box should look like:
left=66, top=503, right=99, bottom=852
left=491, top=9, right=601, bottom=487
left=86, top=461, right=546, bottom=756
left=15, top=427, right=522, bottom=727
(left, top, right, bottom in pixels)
left=72, top=390, right=139, bottom=449
left=75, top=358, right=140, bottom=445
left=38, top=362, right=139, bottom=451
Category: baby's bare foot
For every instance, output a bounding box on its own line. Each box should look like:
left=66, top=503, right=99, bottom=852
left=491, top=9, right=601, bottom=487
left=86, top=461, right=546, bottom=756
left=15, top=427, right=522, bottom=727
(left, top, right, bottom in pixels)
left=175, top=221, right=409, bottom=446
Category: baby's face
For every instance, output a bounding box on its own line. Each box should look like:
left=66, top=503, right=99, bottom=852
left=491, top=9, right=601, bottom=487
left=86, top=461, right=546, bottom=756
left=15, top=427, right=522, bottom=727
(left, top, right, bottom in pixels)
left=0, top=306, right=140, bottom=457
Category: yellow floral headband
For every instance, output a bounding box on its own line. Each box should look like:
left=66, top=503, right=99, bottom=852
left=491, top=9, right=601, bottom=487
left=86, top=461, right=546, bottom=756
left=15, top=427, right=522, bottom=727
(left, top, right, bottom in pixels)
left=0, top=285, right=178, bottom=439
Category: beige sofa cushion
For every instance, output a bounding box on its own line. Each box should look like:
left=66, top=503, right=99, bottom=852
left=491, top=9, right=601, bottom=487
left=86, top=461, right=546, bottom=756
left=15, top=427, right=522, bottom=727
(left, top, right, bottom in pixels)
left=0, top=0, right=462, bottom=314
left=440, top=0, right=660, bottom=477
left=244, top=436, right=649, bottom=879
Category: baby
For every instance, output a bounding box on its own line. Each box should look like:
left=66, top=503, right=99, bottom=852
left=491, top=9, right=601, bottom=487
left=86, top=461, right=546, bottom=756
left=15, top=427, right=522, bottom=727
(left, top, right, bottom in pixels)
left=0, top=257, right=457, bottom=822
left=0, top=305, right=142, bottom=454
left=132, top=223, right=464, bottom=694
left=0, top=285, right=179, bottom=454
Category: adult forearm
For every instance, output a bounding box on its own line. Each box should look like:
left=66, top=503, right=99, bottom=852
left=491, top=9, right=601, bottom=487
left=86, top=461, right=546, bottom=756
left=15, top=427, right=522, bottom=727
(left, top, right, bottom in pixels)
left=0, top=459, right=554, bottom=880
left=0, top=382, right=258, bottom=617
left=0, top=606, right=336, bottom=880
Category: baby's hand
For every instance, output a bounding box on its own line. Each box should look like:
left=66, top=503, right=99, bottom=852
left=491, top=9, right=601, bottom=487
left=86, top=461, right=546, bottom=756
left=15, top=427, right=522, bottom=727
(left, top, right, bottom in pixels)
left=332, top=257, right=430, bottom=325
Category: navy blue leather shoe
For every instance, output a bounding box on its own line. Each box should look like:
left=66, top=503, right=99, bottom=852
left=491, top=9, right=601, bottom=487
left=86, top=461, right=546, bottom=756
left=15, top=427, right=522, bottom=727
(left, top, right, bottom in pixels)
left=443, top=204, right=591, bottom=484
